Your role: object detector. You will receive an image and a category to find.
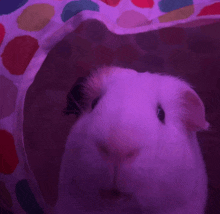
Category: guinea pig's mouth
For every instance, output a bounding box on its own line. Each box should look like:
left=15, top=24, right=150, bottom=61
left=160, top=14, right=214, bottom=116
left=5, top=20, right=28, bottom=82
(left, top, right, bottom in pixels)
left=99, top=188, right=132, bottom=201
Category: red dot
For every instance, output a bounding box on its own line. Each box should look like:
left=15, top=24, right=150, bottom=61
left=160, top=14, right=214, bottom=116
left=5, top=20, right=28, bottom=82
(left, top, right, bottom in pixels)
left=100, top=0, right=120, bottom=7
left=198, top=2, right=220, bottom=16
left=0, top=24, right=5, bottom=45
left=131, top=0, right=154, bottom=8
left=1, top=36, right=39, bottom=75
left=0, top=130, right=19, bottom=174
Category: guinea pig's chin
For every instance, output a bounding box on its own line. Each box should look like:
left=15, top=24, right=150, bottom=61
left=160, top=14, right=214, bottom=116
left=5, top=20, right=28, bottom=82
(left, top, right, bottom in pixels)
left=68, top=184, right=142, bottom=213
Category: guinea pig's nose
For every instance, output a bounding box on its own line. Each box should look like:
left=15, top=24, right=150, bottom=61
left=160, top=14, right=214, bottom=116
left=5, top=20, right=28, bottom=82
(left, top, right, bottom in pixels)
left=97, top=144, right=139, bottom=163
left=99, top=188, right=122, bottom=200
left=99, top=188, right=132, bottom=201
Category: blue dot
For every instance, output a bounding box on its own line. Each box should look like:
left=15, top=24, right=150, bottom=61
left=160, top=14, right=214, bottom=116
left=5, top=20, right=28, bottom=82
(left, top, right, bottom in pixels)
left=15, top=179, right=44, bottom=214
left=159, top=0, right=193, bottom=13
left=0, top=0, right=28, bottom=15
left=61, top=0, right=99, bottom=22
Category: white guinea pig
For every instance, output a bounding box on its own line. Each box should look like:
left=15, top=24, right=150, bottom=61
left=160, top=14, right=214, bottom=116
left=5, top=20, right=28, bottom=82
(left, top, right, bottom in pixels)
left=55, top=66, right=209, bottom=214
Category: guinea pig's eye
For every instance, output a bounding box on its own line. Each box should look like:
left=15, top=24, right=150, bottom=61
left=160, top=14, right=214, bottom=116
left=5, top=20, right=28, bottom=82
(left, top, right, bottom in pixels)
left=157, top=105, right=165, bottom=124
left=91, top=97, right=100, bottom=110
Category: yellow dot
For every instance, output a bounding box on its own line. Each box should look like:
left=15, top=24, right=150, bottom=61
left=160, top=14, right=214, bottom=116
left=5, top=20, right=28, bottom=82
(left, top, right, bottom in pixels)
left=17, top=4, right=55, bottom=32
left=159, top=5, right=194, bottom=23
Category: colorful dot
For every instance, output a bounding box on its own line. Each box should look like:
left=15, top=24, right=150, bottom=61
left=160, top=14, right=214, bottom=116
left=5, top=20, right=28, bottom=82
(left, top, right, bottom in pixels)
left=117, top=10, right=152, bottom=28
left=0, top=24, right=5, bottom=45
left=0, top=130, right=19, bottom=174
left=159, top=5, right=194, bottom=23
left=0, top=181, right=13, bottom=208
left=159, top=27, right=186, bottom=45
left=1, top=36, right=39, bottom=75
left=198, top=2, right=220, bottom=16
left=0, top=76, right=18, bottom=119
left=131, top=0, right=154, bottom=8
left=100, top=0, right=120, bottom=7
left=61, top=0, right=99, bottom=22
left=158, top=0, right=193, bottom=13
left=0, top=0, right=28, bottom=15
left=15, top=179, right=44, bottom=214
left=17, top=4, right=55, bottom=32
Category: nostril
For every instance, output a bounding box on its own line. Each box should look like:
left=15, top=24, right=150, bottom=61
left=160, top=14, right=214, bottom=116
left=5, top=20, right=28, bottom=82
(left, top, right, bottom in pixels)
left=98, top=145, right=110, bottom=157
left=99, top=188, right=122, bottom=200
left=125, top=149, right=139, bottom=160
left=98, top=144, right=139, bottom=160
left=126, top=151, right=135, bottom=159
left=99, top=188, right=132, bottom=201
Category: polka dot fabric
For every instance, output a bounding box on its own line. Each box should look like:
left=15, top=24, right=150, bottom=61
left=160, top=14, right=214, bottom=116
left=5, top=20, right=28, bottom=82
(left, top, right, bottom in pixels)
left=0, top=0, right=220, bottom=213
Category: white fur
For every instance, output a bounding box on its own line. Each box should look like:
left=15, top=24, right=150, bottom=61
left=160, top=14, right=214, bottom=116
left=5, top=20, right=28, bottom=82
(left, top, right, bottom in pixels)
left=54, top=67, right=209, bottom=214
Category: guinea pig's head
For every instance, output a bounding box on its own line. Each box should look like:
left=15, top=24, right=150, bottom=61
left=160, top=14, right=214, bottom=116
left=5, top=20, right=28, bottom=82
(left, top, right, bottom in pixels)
left=63, top=66, right=209, bottom=213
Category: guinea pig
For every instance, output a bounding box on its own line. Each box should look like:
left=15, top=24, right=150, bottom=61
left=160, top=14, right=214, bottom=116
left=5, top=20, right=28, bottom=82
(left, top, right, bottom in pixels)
left=55, top=66, right=209, bottom=214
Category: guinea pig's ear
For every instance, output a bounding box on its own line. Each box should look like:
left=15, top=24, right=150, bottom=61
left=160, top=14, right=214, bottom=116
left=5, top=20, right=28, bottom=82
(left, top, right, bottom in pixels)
left=63, top=77, right=88, bottom=117
left=62, top=67, right=107, bottom=117
left=179, top=88, right=209, bottom=132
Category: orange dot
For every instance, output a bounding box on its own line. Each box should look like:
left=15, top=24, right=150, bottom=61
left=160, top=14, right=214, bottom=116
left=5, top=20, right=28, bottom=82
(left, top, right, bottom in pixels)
left=1, top=36, right=39, bottom=75
left=131, top=0, right=154, bottom=8
left=17, top=4, right=55, bottom=31
left=159, top=5, right=194, bottom=23
left=117, top=10, right=152, bottom=28
left=0, top=130, right=19, bottom=174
